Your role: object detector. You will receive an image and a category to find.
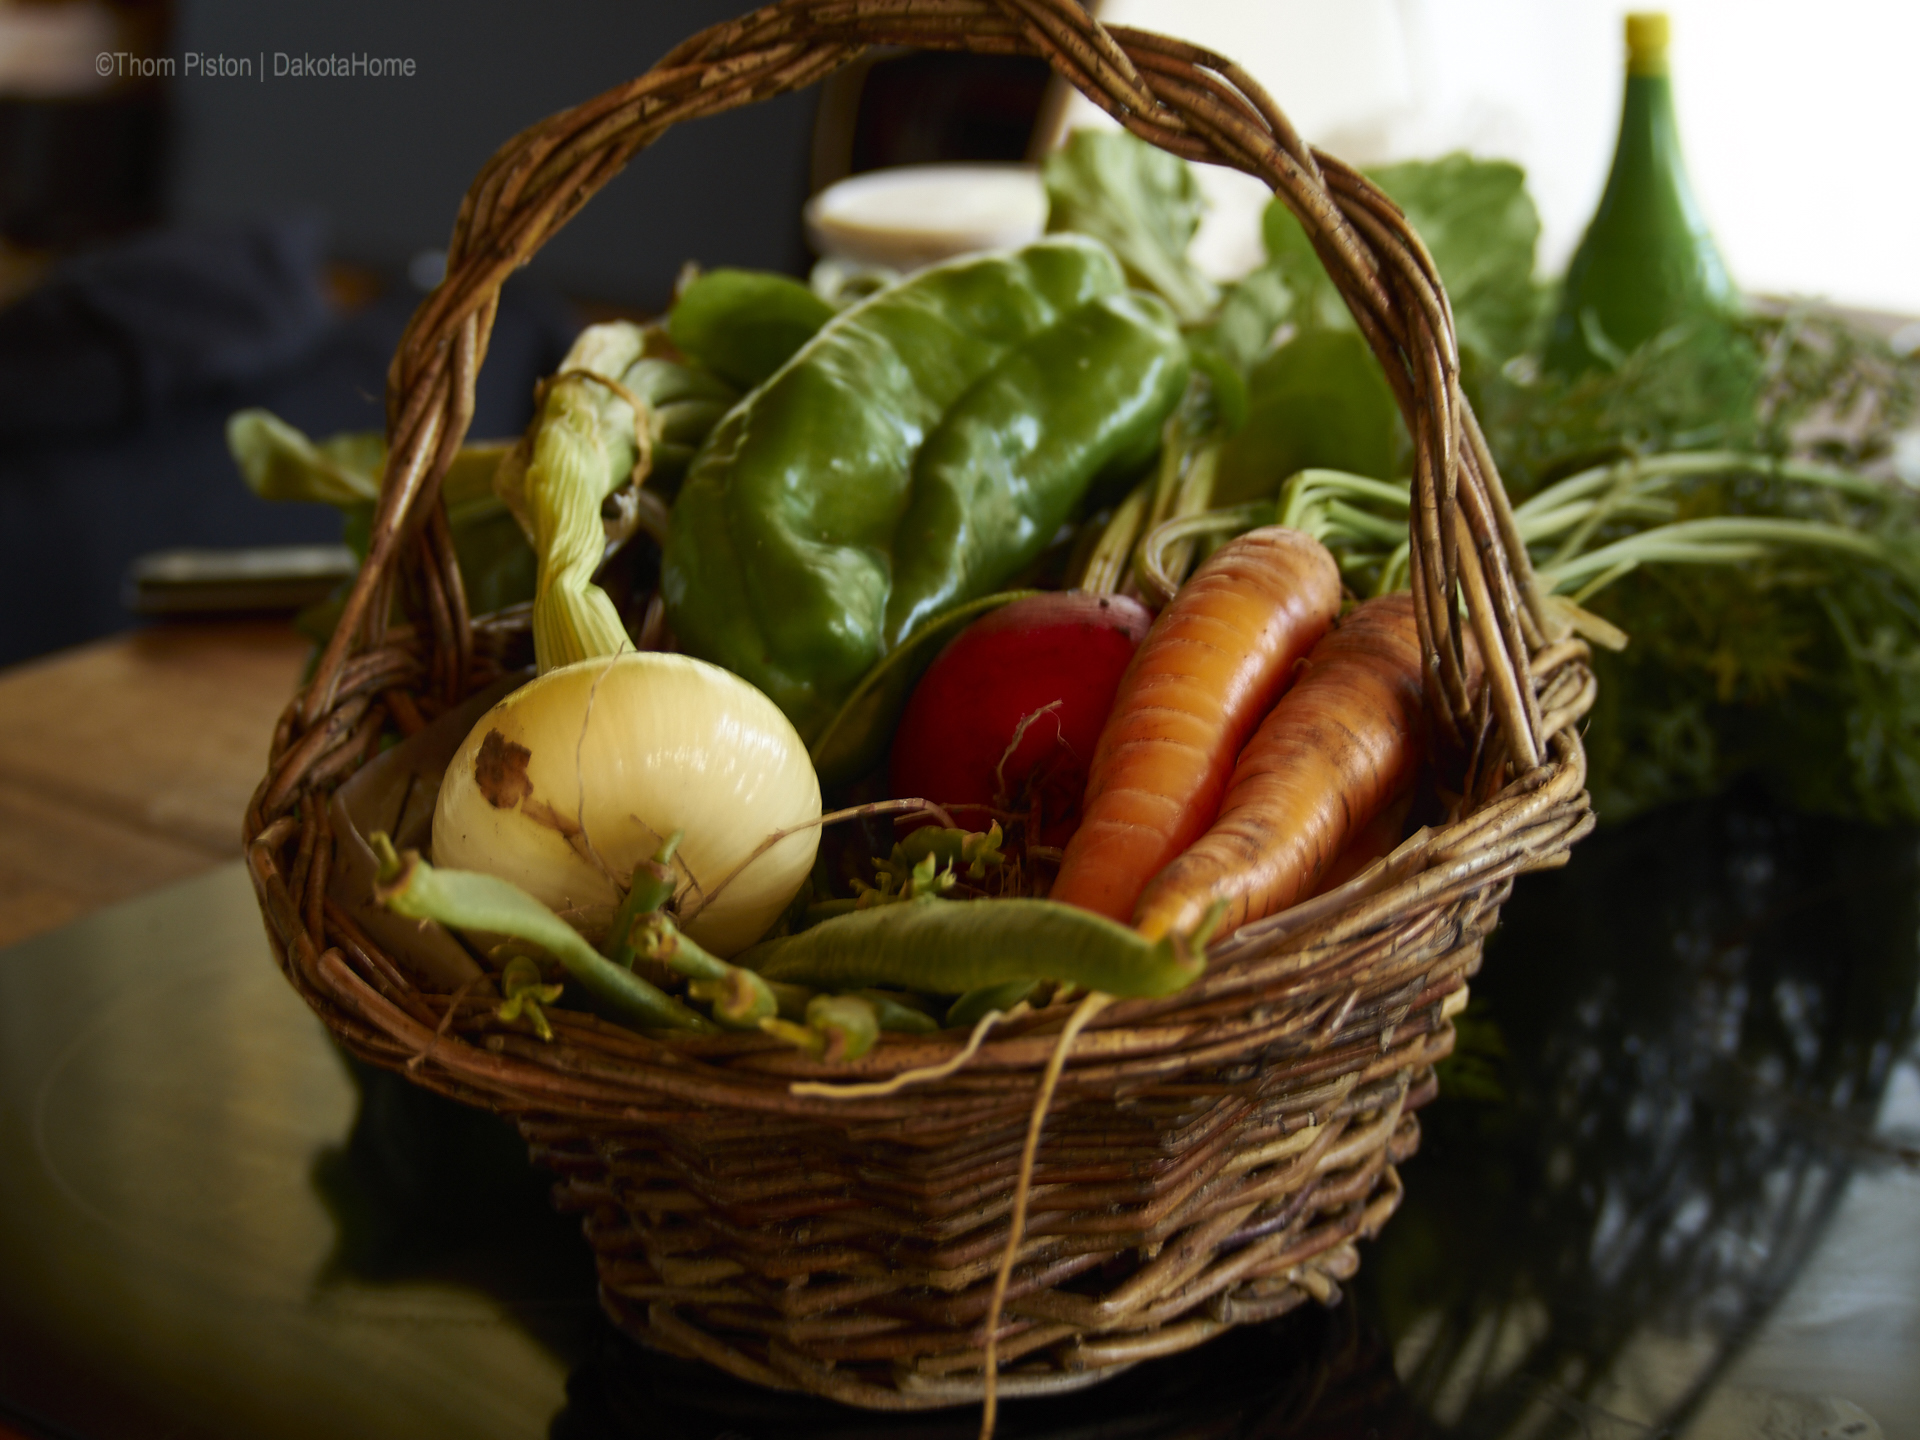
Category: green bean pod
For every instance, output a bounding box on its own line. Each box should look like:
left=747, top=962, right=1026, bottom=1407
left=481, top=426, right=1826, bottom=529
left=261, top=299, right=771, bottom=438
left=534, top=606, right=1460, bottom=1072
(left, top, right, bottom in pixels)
left=855, top=988, right=942, bottom=1034
left=738, top=895, right=1205, bottom=1000
left=602, top=832, right=684, bottom=970
left=632, top=913, right=777, bottom=1029
left=370, top=834, right=714, bottom=1034
left=759, top=993, right=880, bottom=1062
left=947, top=979, right=1040, bottom=1028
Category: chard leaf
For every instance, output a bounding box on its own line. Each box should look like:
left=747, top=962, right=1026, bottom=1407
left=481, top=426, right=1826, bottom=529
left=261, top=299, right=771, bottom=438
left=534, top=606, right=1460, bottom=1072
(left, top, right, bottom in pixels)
left=1365, top=154, right=1543, bottom=368
left=669, top=269, right=835, bottom=390
left=1215, top=329, right=1402, bottom=505
left=1044, top=129, right=1218, bottom=325
left=1257, top=154, right=1544, bottom=369
left=1187, top=262, right=1292, bottom=412
left=1258, top=198, right=1352, bottom=337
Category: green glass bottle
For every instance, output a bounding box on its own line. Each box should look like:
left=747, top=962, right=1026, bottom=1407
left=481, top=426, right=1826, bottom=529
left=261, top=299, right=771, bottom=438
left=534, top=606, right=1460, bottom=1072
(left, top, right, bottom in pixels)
left=1544, top=13, right=1738, bottom=376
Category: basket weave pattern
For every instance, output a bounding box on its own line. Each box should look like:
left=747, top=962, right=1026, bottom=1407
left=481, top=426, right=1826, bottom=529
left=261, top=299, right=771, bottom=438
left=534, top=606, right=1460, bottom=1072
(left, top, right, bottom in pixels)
left=243, top=0, right=1596, bottom=1408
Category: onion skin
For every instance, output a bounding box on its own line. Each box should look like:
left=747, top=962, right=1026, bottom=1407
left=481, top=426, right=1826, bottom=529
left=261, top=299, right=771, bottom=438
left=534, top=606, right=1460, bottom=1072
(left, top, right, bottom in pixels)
left=889, top=592, right=1152, bottom=845
left=433, top=652, right=820, bottom=957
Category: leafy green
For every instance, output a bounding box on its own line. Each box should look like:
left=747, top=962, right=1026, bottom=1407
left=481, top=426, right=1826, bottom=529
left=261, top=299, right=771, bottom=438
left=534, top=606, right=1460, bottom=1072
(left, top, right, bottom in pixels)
left=1366, top=155, right=1543, bottom=370
left=228, top=408, right=382, bottom=507
left=1255, top=194, right=1351, bottom=338
left=229, top=408, right=537, bottom=645
left=1177, top=154, right=1545, bottom=499
left=1468, top=291, right=1920, bottom=825
left=1044, top=129, right=1218, bottom=325
left=1214, top=330, right=1400, bottom=505
left=1575, top=456, right=1920, bottom=823
left=1230, top=153, right=1920, bottom=827
left=1184, top=264, right=1290, bottom=434
left=1477, top=323, right=1766, bottom=498
left=1251, top=153, right=1543, bottom=368
left=667, top=268, right=835, bottom=389
left=1188, top=263, right=1291, bottom=378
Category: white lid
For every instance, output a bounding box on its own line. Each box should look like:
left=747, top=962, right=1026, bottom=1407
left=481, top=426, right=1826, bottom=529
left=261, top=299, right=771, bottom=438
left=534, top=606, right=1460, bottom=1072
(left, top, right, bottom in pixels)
left=804, top=163, right=1049, bottom=272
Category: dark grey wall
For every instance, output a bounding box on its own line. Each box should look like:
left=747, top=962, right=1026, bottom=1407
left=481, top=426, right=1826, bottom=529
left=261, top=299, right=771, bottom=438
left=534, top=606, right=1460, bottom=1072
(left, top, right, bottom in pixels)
left=166, top=0, right=819, bottom=309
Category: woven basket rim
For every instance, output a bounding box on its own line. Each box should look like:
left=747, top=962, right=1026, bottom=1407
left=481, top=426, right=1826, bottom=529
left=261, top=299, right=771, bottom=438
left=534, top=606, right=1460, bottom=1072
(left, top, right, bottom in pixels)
left=237, top=3, right=1597, bottom=1410
left=243, top=0, right=1596, bottom=1093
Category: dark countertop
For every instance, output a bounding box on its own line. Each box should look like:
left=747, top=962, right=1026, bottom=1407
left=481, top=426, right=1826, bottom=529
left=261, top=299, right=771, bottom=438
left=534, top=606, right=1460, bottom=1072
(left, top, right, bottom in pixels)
left=1, top=787, right=1915, bottom=1439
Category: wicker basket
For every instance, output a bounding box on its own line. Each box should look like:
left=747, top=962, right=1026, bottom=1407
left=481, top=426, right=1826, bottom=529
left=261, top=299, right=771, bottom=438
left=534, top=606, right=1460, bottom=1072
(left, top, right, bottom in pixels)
left=244, top=0, right=1596, bottom=1415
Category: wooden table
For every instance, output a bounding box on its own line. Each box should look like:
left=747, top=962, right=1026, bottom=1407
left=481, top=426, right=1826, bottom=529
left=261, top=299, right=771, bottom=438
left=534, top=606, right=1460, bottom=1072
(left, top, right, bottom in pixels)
left=0, top=620, right=309, bottom=950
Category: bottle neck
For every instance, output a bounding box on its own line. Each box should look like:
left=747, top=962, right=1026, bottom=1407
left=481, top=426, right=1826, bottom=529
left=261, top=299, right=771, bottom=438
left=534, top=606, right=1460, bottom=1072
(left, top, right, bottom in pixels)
left=1594, top=69, right=1721, bottom=259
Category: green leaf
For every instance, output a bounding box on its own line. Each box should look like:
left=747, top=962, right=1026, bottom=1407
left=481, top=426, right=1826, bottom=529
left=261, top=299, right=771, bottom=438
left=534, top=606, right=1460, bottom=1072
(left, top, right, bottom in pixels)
left=668, top=269, right=836, bottom=390
left=227, top=408, right=382, bottom=507
left=1259, top=200, right=1351, bottom=337
left=446, top=499, right=537, bottom=617
left=1044, top=129, right=1218, bottom=325
left=1255, top=154, right=1544, bottom=371
left=1190, top=263, right=1292, bottom=379
left=1214, top=330, right=1402, bottom=506
left=1365, top=154, right=1543, bottom=367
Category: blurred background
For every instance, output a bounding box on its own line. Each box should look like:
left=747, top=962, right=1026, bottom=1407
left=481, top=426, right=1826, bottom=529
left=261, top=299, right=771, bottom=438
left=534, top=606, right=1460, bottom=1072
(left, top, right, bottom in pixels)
left=0, top=0, right=1915, bottom=668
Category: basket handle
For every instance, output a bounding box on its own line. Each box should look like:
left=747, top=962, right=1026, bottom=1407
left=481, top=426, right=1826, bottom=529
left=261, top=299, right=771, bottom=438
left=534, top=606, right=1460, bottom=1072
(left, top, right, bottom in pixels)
left=299, top=0, right=1558, bottom=774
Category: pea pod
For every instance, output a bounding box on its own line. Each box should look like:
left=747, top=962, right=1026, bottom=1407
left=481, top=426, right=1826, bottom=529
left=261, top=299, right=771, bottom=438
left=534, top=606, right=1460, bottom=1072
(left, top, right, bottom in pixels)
left=738, top=894, right=1208, bottom=1001
left=947, top=979, right=1040, bottom=1028
left=369, top=834, right=715, bottom=1034
left=665, top=235, right=1190, bottom=743
left=761, top=993, right=880, bottom=1063
left=632, top=912, right=778, bottom=1030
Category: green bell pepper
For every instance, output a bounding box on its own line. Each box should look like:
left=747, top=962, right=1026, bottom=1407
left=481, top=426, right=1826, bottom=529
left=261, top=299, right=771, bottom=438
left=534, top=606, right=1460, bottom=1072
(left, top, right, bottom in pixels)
left=662, top=235, right=1189, bottom=746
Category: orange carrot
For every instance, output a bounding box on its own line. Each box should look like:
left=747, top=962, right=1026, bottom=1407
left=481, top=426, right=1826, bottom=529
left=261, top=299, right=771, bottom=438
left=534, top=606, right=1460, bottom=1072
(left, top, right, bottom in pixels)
left=1309, top=782, right=1418, bottom=897
left=1048, top=527, right=1341, bottom=924
left=1131, top=592, right=1429, bottom=940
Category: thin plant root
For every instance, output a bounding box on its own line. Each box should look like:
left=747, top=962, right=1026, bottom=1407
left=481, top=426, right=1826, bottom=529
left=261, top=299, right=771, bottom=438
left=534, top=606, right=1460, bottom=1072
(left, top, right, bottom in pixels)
left=979, top=989, right=1112, bottom=1439
left=680, top=797, right=956, bottom=923
left=786, top=1004, right=1027, bottom=1099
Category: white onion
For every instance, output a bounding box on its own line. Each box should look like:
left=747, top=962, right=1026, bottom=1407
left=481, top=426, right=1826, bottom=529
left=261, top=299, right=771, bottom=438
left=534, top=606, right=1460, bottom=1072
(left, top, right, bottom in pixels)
left=432, top=652, right=820, bottom=957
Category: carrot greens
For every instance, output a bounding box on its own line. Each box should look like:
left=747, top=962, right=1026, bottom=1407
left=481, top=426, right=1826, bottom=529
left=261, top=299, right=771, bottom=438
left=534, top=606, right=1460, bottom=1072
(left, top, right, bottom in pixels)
left=1052, top=132, right=1920, bottom=826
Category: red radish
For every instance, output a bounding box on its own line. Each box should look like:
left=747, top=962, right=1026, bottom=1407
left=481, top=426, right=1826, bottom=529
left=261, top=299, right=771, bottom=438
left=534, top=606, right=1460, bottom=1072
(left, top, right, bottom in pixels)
left=890, top=593, right=1152, bottom=845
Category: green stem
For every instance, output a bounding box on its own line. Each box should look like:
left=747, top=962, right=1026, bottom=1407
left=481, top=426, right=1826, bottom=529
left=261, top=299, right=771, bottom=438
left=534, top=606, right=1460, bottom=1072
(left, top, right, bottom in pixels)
left=1320, top=498, right=1412, bottom=546
left=603, top=831, right=684, bottom=969
left=632, top=913, right=776, bottom=1029
left=760, top=993, right=880, bottom=1063
left=1517, top=497, right=1677, bottom=545
left=1539, top=517, right=1910, bottom=595
left=1077, top=479, right=1153, bottom=596
left=1514, top=451, right=1888, bottom=525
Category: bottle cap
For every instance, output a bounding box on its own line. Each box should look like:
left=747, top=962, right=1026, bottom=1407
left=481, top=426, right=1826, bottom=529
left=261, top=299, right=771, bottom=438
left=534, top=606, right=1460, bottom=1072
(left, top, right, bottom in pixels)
left=1626, top=13, right=1670, bottom=75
